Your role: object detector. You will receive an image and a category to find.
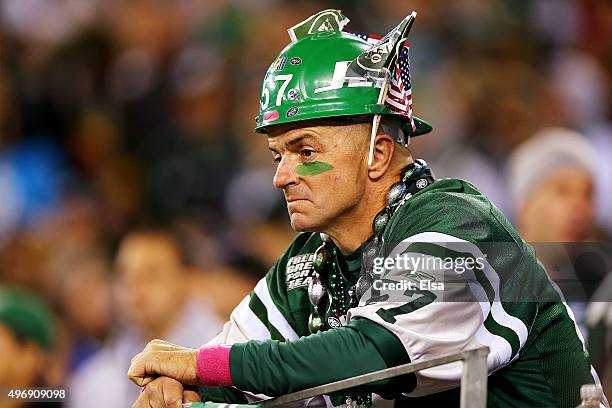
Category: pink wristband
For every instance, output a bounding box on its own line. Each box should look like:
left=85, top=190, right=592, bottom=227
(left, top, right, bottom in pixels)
left=197, top=345, right=233, bottom=387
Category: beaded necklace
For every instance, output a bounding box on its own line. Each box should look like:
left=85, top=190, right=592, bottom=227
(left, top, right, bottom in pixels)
left=307, top=159, right=435, bottom=408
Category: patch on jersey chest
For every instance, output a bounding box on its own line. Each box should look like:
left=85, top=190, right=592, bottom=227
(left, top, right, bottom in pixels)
left=286, top=253, right=316, bottom=290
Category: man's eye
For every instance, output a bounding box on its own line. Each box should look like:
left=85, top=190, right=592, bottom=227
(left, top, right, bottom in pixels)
left=273, top=154, right=281, bottom=164
left=301, top=149, right=315, bottom=159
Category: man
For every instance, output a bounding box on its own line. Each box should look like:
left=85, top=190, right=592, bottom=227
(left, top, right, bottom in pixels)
left=508, top=127, right=597, bottom=244
left=0, top=286, right=59, bottom=408
left=67, top=228, right=222, bottom=408
left=128, top=10, right=605, bottom=408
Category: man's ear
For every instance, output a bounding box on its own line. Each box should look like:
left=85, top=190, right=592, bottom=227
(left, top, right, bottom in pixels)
left=368, top=133, right=395, bottom=180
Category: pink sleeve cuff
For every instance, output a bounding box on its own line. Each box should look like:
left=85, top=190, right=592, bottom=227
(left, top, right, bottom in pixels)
left=197, top=345, right=233, bottom=387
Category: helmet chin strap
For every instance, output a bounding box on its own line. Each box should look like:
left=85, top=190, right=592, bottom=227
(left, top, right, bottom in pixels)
left=367, top=114, right=382, bottom=166
left=367, top=69, right=416, bottom=165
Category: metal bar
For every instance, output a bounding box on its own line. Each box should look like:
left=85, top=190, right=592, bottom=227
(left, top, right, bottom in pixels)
left=261, top=346, right=489, bottom=407
left=459, top=348, right=489, bottom=408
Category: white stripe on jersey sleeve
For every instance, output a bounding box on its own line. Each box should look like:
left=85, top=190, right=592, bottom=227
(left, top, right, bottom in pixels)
left=400, top=232, right=529, bottom=365
left=462, top=272, right=514, bottom=369
left=234, top=294, right=272, bottom=340
left=385, top=242, right=513, bottom=369
left=204, top=294, right=271, bottom=346
left=254, top=277, right=300, bottom=340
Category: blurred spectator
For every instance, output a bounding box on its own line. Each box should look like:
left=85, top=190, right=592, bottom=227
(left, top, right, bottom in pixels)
left=507, top=127, right=596, bottom=242
left=0, top=286, right=59, bottom=408
left=66, top=228, right=223, bottom=408
left=168, top=221, right=256, bottom=320
left=0, top=232, right=52, bottom=295
left=49, top=250, right=112, bottom=372
left=225, top=165, right=296, bottom=270
left=67, top=109, right=142, bottom=236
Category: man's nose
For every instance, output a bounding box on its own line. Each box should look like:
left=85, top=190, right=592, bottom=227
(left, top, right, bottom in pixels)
left=273, top=157, right=298, bottom=189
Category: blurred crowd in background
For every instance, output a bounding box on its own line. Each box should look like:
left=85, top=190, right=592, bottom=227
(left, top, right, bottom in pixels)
left=0, top=0, right=611, bottom=406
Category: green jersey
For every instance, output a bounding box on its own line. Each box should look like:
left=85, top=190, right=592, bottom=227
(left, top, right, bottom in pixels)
left=203, top=179, right=604, bottom=407
left=587, top=272, right=612, bottom=399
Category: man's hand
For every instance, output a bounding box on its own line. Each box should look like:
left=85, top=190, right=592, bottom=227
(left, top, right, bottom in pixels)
left=132, top=376, right=201, bottom=408
left=128, top=339, right=199, bottom=387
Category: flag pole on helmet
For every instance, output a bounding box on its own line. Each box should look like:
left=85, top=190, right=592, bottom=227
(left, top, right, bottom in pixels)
left=368, top=70, right=391, bottom=165
left=343, top=12, right=418, bottom=165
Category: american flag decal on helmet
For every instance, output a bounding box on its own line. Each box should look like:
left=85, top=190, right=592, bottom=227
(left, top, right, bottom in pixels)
left=384, top=41, right=416, bottom=132
left=343, top=30, right=382, bottom=45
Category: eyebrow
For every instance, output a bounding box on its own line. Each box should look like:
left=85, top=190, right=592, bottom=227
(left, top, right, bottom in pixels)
left=268, top=134, right=314, bottom=153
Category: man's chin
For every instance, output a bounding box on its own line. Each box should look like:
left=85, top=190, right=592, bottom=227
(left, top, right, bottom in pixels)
left=289, top=212, right=319, bottom=232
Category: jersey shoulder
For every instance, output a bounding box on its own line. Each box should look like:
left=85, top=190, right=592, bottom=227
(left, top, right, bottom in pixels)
left=385, top=178, right=520, bottom=244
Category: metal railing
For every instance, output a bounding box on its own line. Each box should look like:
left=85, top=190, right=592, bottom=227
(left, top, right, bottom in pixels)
left=185, top=346, right=490, bottom=408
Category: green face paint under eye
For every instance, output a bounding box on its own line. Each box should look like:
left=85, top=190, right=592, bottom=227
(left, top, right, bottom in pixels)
left=297, top=161, right=334, bottom=176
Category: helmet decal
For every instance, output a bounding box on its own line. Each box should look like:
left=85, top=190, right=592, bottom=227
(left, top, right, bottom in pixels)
left=313, top=61, right=384, bottom=95
left=286, top=107, right=299, bottom=118
left=272, top=56, right=287, bottom=72
left=288, top=9, right=349, bottom=43
left=287, top=89, right=301, bottom=101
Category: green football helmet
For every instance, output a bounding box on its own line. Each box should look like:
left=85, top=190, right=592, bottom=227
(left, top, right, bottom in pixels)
left=254, top=13, right=432, bottom=137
